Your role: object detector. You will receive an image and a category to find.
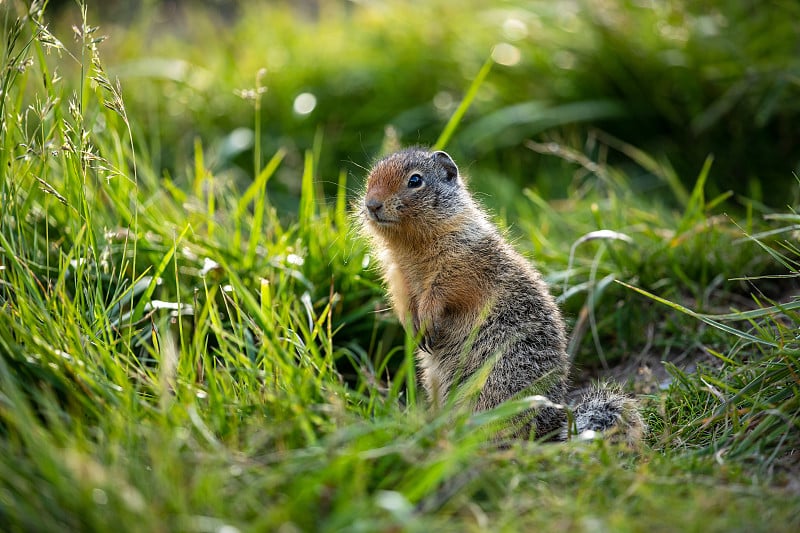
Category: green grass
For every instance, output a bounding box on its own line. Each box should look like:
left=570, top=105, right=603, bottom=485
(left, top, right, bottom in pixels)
left=1, top=2, right=799, bottom=532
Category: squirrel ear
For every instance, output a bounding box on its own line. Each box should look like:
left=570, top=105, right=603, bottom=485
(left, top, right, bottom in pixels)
left=432, top=150, right=458, bottom=181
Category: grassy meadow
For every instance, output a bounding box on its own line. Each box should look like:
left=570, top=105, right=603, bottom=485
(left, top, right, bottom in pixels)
left=1, top=0, right=799, bottom=531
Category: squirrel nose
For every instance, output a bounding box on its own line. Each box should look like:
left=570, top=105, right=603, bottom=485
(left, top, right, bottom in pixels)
left=366, top=198, right=383, bottom=215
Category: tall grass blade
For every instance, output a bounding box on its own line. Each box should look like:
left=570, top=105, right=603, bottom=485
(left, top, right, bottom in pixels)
left=130, top=224, right=190, bottom=323
left=617, top=280, right=779, bottom=347
left=676, top=155, right=714, bottom=235
left=243, top=148, right=286, bottom=268
left=299, top=150, right=315, bottom=229
left=434, top=56, right=493, bottom=151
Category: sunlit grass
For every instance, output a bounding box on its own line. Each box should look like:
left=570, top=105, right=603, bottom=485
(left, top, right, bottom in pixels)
left=1, top=2, right=799, bottom=531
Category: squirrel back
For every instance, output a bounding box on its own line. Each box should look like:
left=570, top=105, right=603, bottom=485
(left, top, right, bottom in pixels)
left=360, top=148, right=643, bottom=443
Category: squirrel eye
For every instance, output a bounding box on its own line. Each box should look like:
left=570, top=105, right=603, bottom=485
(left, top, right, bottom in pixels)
left=407, top=174, right=423, bottom=188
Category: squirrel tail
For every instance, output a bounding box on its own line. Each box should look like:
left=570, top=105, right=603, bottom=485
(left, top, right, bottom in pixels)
left=564, top=383, right=645, bottom=448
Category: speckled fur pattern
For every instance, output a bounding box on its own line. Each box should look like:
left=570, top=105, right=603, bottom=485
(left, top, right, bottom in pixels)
left=568, top=383, right=645, bottom=447
left=360, top=147, right=641, bottom=442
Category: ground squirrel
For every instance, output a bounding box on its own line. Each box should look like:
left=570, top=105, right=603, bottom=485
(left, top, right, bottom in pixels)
left=360, top=147, right=644, bottom=444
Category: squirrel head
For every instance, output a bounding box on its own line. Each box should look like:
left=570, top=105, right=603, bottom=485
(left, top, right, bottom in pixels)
left=362, top=148, right=470, bottom=240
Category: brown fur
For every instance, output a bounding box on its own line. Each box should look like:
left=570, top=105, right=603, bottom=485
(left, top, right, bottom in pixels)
left=359, top=147, right=643, bottom=442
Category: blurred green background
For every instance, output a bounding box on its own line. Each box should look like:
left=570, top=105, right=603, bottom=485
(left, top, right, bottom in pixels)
left=42, top=0, right=800, bottom=210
